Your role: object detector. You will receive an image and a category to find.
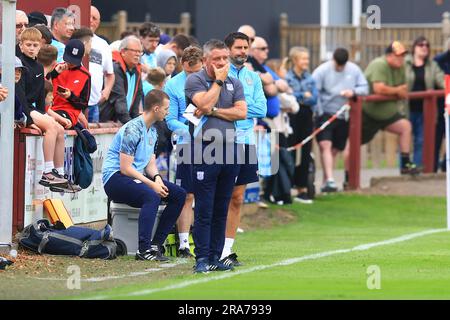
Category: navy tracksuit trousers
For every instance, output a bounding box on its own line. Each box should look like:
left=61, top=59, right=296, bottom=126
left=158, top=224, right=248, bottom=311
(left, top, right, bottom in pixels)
left=192, top=142, right=240, bottom=261
left=104, top=172, right=186, bottom=252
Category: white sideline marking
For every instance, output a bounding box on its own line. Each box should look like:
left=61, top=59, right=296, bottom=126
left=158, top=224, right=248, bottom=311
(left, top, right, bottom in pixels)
left=32, top=260, right=186, bottom=283
left=85, top=228, right=448, bottom=300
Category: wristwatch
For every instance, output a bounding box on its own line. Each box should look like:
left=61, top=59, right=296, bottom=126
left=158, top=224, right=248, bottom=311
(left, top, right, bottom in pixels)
left=215, top=79, right=224, bottom=87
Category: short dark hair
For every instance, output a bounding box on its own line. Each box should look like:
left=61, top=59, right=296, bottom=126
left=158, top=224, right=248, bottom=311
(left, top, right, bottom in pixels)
left=333, top=48, right=349, bottom=66
left=224, top=32, right=250, bottom=48
left=71, top=27, right=94, bottom=41
left=203, top=39, right=228, bottom=56
left=139, top=22, right=161, bottom=38
left=171, top=34, right=190, bottom=51
left=144, top=89, right=169, bottom=111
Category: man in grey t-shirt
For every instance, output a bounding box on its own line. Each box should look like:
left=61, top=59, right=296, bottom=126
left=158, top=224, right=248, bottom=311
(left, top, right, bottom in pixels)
left=184, top=39, right=247, bottom=273
left=312, top=48, right=368, bottom=193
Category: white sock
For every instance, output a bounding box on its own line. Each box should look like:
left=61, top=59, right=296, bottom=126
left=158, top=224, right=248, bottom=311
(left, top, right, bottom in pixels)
left=220, top=238, right=234, bottom=260
left=178, top=233, right=190, bottom=249
left=44, top=161, right=54, bottom=174
left=56, top=167, right=65, bottom=176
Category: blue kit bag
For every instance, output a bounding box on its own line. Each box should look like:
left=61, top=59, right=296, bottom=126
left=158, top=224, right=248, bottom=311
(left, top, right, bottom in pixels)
left=19, top=219, right=117, bottom=259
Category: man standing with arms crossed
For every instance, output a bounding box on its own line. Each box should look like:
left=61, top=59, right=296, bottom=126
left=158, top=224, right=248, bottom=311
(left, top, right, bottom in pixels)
left=220, top=32, right=267, bottom=267
left=185, top=39, right=247, bottom=273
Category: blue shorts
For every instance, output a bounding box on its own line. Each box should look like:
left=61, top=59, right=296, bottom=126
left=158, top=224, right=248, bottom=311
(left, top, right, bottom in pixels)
left=175, top=144, right=194, bottom=193
left=235, top=144, right=259, bottom=186
left=175, top=162, right=193, bottom=193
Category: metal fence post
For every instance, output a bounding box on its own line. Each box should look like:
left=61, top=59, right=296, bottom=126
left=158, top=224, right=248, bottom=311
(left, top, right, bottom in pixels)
left=0, top=0, right=17, bottom=252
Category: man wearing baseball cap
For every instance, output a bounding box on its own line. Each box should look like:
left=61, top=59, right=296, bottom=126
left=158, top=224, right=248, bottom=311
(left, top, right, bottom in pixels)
left=48, top=39, right=91, bottom=128
left=350, top=40, right=418, bottom=176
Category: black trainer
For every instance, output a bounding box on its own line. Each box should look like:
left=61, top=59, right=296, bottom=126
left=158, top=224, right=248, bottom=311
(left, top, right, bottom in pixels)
left=209, top=256, right=234, bottom=272
left=135, top=247, right=170, bottom=262
left=401, top=162, right=420, bottom=176
left=177, top=247, right=194, bottom=258
left=294, top=192, right=313, bottom=204
left=219, top=253, right=242, bottom=267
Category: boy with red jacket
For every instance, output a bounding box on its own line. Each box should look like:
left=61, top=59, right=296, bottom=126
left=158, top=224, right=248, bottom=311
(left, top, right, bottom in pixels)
left=49, top=39, right=91, bottom=128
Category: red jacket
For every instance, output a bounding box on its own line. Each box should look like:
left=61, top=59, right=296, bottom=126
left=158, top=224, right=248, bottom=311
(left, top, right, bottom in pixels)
left=51, top=64, right=91, bottom=125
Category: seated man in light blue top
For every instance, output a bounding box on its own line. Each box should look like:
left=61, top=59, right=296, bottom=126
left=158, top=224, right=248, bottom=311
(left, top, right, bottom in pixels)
left=102, top=89, right=186, bottom=262
left=50, top=8, right=75, bottom=63
left=165, top=46, right=203, bottom=258
left=220, top=32, right=267, bottom=267
left=312, top=48, right=368, bottom=193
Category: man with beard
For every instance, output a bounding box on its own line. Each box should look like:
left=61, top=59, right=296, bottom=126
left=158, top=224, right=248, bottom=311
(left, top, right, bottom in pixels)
left=220, top=32, right=267, bottom=267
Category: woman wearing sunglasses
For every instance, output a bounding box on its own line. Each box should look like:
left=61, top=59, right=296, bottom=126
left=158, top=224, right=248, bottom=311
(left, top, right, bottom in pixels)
left=405, top=36, right=444, bottom=168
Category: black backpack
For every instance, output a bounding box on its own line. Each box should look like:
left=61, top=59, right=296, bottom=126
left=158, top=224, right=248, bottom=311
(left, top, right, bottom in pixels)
left=19, top=219, right=117, bottom=260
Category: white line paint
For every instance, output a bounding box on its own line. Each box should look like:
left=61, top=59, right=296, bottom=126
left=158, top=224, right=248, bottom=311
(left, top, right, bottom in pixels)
left=84, top=228, right=448, bottom=300
left=32, top=260, right=187, bottom=283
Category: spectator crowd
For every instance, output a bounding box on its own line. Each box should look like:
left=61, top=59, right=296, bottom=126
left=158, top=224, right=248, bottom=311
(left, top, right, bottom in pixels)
left=3, top=6, right=449, bottom=273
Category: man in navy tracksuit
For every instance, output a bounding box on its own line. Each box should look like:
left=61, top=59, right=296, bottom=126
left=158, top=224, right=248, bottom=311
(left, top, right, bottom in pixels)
left=185, top=39, right=247, bottom=273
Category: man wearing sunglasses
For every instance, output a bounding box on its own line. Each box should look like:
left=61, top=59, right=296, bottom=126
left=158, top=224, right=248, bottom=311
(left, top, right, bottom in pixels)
left=15, top=10, right=29, bottom=55
left=16, top=10, right=29, bottom=41
left=100, top=36, right=143, bottom=124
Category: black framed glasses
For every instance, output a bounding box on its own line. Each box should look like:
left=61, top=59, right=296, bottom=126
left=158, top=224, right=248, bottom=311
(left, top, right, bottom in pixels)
left=124, top=48, right=144, bottom=56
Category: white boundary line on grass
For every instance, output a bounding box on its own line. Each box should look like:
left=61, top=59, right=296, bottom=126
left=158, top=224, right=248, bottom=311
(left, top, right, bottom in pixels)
left=33, top=261, right=187, bottom=283
left=84, top=228, right=448, bottom=300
